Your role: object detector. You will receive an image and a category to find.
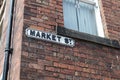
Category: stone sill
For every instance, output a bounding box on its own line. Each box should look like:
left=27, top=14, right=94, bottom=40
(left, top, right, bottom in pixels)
left=57, top=26, right=120, bottom=49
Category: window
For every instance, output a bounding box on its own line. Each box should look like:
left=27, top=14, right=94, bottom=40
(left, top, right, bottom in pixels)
left=63, top=0, right=104, bottom=37
left=0, top=0, right=5, bottom=40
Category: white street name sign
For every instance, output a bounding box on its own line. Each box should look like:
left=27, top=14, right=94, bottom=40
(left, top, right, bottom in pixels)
left=25, top=28, right=75, bottom=47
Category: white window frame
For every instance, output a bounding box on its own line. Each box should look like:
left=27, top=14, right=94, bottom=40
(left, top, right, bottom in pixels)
left=80, top=0, right=96, bottom=5
left=63, top=0, right=105, bottom=37
left=94, top=0, right=104, bottom=37
left=80, top=0, right=104, bottom=37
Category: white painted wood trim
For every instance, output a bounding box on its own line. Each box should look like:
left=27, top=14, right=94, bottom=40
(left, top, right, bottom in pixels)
left=79, top=0, right=96, bottom=5
left=94, top=0, right=105, bottom=37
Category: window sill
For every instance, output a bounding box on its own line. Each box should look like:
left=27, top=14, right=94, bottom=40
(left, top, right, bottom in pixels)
left=57, top=26, right=120, bottom=49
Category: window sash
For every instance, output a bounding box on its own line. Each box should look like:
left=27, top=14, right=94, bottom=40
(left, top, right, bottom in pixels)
left=63, top=0, right=98, bottom=36
left=80, top=0, right=96, bottom=5
left=77, top=1, right=98, bottom=35
left=63, top=0, right=78, bottom=30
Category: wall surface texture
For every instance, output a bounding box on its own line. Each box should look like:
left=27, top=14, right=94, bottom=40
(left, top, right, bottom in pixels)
left=0, top=0, right=120, bottom=80
left=101, top=0, right=120, bottom=41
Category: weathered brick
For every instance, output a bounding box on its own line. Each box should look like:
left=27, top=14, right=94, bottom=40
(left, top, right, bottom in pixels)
left=0, top=0, right=120, bottom=80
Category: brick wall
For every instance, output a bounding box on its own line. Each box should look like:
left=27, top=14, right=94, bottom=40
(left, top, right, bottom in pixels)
left=24, top=0, right=63, bottom=33
left=21, top=37, right=120, bottom=80
left=21, top=0, right=120, bottom=80
left=0, top=0, right=120, bottom=80
left=101, top=0, right=120, bottom=42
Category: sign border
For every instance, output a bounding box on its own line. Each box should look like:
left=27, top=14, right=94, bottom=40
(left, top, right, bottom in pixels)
left=25, top=28, right=75, bottom=47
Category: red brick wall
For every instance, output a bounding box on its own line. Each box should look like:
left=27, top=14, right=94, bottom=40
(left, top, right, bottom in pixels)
left=21, top=0, right=120, bottom=80
left=0, top=0, right=120, bottom=80
left=24, top=0, right=63, bottom=33
left=101, top=0, right=120, bottom=42
left=21, top=38, right=120, bottom=80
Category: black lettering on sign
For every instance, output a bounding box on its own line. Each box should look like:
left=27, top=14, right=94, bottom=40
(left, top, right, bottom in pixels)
left=52, top=35, right=56, bottom=41
left=30, top=30, right=35, bottom=36
left=69, top=39, right=72, bottom=44
left=57, top=36, right=61, bottom=42
left=41, top=32, right=46, bottom=38
left=26, top=29, right=75, bottom=47
left=47, top=33, right=51, bottom=40
left=64, top=38, right=69, bottom=44
left=36, top=31, right=41, bottom=37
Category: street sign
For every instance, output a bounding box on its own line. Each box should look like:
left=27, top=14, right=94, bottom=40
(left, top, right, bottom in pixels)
left=25, top=28, right=75, bottom=47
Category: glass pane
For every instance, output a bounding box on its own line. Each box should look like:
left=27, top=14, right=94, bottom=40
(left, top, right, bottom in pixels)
left=63, top=0, right=98, bottom=36
left=77, top=1, right=98, bottom=35
left=63, top=0, right=78, bottom=31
